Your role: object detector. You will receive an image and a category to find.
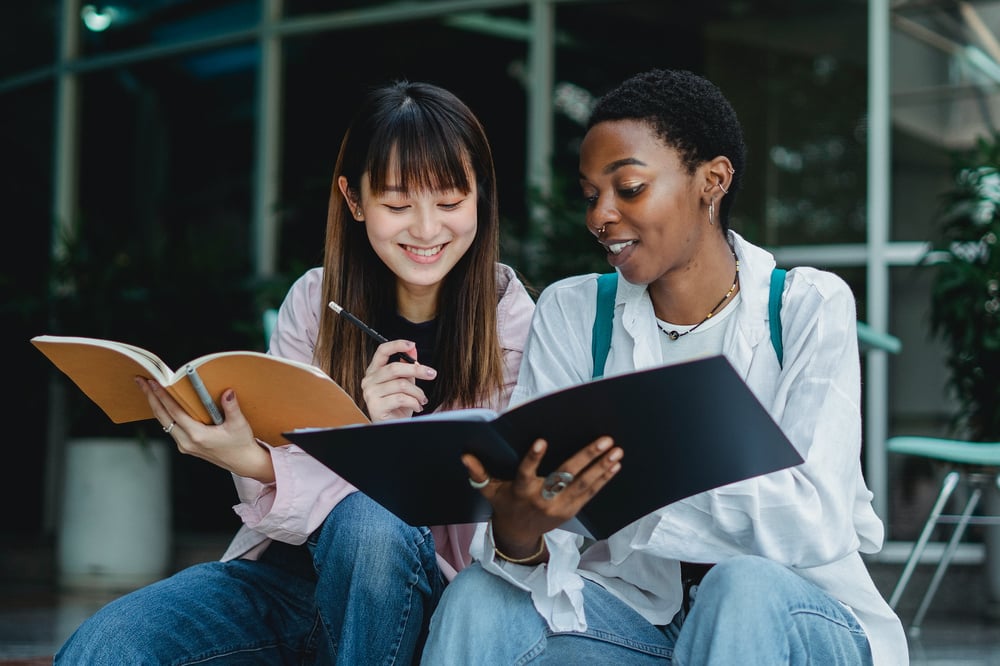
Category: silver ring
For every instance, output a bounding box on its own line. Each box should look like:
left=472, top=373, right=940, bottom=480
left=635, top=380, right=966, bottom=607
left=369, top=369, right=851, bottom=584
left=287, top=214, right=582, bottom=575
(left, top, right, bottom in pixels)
left=541, top=471, right=574, bottom=500
left=468, top=475, right=490, bottom=489
left=163, top=421, right=175, bottom=434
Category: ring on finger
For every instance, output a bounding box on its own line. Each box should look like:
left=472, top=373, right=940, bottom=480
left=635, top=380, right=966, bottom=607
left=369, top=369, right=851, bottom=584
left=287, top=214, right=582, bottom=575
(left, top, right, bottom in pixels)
left=163, top=421, right=175, bottom=435
left=468, top=475, right=491, bottom=489
left=541, top=471, right=574, bottom=500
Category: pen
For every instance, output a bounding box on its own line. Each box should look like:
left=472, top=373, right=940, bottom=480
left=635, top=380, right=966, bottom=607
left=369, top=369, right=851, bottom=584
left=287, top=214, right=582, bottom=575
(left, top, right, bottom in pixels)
left=185, top=365, right=225, bottom=425
left=328, top=300, right=417, bottom=364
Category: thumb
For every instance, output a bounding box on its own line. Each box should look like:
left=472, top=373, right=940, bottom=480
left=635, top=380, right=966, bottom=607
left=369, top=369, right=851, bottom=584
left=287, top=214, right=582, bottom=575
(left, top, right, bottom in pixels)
left=220, top=388, right=243, bottom=420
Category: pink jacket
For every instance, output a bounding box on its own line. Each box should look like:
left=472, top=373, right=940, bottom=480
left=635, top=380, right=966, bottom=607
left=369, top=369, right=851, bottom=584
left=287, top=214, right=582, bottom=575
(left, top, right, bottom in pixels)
left=220, top=263, right=534, bottom=580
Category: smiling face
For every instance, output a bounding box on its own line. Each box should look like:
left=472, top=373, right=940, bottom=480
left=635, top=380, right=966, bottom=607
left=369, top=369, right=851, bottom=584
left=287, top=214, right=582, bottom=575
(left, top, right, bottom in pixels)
left=338, top=148, right=478, bottom=314
left=579, top=118, right=714, bottom=286
left=361, top=177, right=478, bottom=292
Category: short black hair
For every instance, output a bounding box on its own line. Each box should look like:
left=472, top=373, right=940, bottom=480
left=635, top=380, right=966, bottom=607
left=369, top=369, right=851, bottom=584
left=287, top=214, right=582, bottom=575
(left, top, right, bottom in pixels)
left=587, top=68, right=746, bottom=229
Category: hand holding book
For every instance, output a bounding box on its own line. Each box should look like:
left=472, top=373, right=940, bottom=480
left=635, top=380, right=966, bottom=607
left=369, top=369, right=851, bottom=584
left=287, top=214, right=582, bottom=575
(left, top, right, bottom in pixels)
left=32, top=335, right=369, bottom=444
left=287, top=356, right=803, bottom=540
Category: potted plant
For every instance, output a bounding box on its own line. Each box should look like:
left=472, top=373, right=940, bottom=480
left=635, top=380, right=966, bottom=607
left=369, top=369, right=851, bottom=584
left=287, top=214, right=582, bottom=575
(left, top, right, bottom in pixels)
left=926, top=134, right=1000, bottom=442
left=924, top=132, right=1000, bottom=614
left=46, top=220, right=174, bottom=591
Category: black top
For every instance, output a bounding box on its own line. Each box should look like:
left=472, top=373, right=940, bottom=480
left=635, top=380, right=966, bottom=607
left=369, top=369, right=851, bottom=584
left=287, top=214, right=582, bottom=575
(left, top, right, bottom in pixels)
left=377, top=311, right=441, bottom=415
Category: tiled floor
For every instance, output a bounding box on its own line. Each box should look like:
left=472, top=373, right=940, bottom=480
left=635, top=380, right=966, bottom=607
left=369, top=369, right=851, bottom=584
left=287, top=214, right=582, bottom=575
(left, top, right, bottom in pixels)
left=2, top=535, right=999, bottom=664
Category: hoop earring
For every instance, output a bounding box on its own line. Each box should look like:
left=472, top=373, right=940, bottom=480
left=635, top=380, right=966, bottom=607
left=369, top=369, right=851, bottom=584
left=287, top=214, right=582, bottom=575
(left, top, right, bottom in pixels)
left=718, top=182, right=729, bottom=194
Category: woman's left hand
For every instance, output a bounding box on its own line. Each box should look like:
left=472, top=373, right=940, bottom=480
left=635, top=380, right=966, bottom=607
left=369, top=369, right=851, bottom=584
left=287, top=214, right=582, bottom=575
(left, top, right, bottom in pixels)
left=463, top=436, right=623, bottom=559
left=136, top=377, right=275, bottom=482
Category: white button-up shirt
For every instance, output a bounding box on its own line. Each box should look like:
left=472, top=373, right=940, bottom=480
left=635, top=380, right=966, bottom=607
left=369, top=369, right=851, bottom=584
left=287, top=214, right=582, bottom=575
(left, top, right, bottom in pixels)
left=471, top=232, right=908, bottom=666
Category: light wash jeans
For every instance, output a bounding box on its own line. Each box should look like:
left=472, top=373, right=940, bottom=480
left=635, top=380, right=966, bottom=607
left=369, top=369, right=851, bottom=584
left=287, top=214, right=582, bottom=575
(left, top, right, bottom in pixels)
left=56, top=493, right=445, bottom=665
left=421, top=555, right=874, bottom=665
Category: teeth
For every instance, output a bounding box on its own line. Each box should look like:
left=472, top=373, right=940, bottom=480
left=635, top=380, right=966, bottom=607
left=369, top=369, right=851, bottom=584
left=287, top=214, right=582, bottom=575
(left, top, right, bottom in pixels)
left=406, top=244, right=443, bottom=257
left=607, top=240, right=636, bottom=255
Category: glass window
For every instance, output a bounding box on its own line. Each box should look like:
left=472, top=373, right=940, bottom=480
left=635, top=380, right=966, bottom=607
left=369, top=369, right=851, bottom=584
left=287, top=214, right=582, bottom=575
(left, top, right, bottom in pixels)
left=548, top=1, right=869, bottom=270
left=890, top=1, right=1000, bottom=243
left=278, top=12, right=529, bottom=280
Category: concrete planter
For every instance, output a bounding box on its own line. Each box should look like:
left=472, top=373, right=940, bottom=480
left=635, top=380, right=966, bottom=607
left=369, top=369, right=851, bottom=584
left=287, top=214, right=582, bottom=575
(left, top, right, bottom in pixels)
left=57, top=437, right=172, bottom=591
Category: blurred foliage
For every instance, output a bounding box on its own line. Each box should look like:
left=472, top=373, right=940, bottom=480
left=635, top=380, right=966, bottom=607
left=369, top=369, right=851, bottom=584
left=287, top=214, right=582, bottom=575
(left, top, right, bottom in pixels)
left=926, top=133, right=1000, bottom=441
left=48, top=214, right=263, bottom=437
left=501, top=176, right=612, bottom=296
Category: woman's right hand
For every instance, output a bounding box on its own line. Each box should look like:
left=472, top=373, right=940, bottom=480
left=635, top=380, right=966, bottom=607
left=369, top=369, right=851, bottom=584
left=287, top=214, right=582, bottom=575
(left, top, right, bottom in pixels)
left=361, top=339, right=438, bottom=421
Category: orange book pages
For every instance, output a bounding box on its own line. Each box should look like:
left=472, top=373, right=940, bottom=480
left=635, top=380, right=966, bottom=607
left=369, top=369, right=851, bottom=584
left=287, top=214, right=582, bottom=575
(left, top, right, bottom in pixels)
left=31, top=336, right=369, bottom=442
left=189, top=354, right=369, bottom=445
left=31, top=339, right=170, bottom=424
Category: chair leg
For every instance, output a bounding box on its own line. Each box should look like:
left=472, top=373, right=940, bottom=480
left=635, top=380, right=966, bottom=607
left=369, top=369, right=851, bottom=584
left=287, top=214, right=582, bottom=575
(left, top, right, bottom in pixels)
left=889, top=470, right=961, bottom=609
left=908, top=484, right=982, bottom=637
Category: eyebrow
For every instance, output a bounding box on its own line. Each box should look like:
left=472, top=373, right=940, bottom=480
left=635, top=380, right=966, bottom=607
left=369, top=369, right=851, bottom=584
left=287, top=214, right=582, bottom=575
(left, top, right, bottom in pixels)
left=579, top=157, right=648, bottom=180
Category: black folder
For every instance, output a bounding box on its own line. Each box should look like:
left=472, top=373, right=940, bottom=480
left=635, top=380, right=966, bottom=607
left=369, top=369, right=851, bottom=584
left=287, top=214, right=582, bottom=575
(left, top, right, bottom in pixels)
left=286, top=355, right=803, bottom=540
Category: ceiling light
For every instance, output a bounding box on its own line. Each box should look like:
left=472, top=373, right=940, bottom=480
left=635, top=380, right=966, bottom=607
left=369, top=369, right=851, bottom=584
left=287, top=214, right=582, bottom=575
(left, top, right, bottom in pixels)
left=81, top=4, right=119, bottom=32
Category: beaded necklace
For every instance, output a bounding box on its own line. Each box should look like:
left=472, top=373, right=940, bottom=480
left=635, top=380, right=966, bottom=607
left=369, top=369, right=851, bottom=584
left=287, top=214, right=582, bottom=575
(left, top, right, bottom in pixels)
left=657, top=250, right=740, bottom=341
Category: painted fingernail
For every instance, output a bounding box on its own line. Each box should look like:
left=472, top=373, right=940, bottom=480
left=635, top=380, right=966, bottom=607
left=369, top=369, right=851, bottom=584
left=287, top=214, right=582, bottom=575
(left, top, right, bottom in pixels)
left=424, top=367, right=437, bottom=378
left=597, top=438, right=612, bottom=451
left=609, top=449, right=623, bottom=462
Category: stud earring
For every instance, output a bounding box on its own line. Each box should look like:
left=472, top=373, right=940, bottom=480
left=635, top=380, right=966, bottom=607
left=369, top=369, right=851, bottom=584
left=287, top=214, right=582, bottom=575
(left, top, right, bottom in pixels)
left=598, top=225, right=606, bottom=234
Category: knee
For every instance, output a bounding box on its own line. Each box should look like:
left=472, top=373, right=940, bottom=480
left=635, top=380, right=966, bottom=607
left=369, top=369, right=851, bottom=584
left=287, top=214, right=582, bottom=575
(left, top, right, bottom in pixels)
left=57, top=605, right=155, bottom=664
left=698, top=555, right=794, bottom=598
left=310, top=494, right=432, bottom=585
left=314, top=493, right=422, bottom=555
left=433, top=564, right=519, bottom=627
left=696, top=556, right=799, bottom=615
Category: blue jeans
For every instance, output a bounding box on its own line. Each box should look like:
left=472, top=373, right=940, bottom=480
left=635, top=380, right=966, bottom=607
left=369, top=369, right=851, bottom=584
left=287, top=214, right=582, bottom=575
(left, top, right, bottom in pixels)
left=56, top=493, right=445, bottom=665
left=420, top=555, right=874, bottom=665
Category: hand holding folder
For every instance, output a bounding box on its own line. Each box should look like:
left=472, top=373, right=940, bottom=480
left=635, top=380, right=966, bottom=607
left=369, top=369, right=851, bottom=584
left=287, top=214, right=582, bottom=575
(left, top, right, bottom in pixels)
left=286, top=355, right=803, bottom=540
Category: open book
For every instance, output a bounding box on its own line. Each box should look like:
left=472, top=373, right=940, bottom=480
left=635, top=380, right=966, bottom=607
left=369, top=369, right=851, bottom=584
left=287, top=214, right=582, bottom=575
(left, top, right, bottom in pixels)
left=31, top=334, right=369, bottom=444
left=286, top=355, right=803, bottom=541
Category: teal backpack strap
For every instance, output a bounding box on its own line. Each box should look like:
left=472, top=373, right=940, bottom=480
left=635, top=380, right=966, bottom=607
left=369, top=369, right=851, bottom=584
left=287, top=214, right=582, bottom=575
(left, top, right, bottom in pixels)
left=595, top=268, right=785, bottom=373
left=769, top=268, right=787, bottom=368
left=592, top=273, right=617, bottom=379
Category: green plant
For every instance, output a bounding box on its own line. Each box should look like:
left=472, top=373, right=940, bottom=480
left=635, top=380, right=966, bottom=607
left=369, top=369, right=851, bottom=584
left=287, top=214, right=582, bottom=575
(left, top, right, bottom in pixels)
left=926, top=133, right=1000, bottom=442
left=501, top=179, right=611, bottom=292
left=47, top=215, right=263, bottom=437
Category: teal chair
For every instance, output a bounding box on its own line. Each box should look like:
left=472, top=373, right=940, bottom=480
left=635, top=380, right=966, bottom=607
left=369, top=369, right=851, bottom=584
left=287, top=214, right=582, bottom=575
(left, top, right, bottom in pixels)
left=263, top=308, right=278, bottom=347
left=857, top=321, right=902, bottom=354
left=887, top=436, right=1000, bottom=636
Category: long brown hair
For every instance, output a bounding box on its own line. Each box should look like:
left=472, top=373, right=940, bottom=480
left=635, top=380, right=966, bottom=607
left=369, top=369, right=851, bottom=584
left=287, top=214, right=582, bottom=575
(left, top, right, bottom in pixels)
left=313, top=80, right=504, bottom=412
